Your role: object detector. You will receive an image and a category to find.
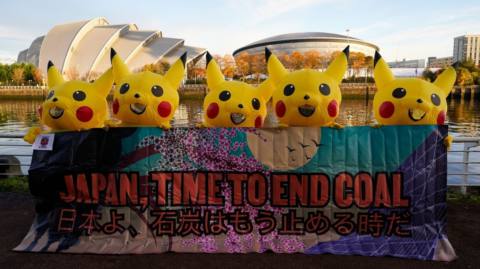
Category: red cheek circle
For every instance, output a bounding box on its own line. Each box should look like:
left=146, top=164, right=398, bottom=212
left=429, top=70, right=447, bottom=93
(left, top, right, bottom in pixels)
left=76, top=106, right=93, bottom=122
left=157, top=101, right=172, bottom=118
left=275, top=101, right=286, bottom=117
left=255, top=116, right=262, bottom=128
left=437, top=110, right=446, bottom=125
left=379, top=101, right=395, bottom=118
left=112, top=99, right=119, bottom=114
left=327, top=100, right=338, bottom=117
left=207, top=103, right=219, bottom=119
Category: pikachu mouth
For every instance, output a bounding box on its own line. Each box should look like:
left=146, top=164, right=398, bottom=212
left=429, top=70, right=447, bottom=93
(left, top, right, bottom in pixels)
left=130, top=103, right=146, bottom=115
left=48, top=106, right=64, bottom=119
left=230, top=113, right=246, bottom=125
left=298, top=104, right=316, bottom=117
left=408, top=108, right=427, bottom=121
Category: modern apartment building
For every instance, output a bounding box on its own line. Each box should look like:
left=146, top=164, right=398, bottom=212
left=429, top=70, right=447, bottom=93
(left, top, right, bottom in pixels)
left=427, top=56, right=453, bottom=68
left=453, top=35, right=480, bottom=65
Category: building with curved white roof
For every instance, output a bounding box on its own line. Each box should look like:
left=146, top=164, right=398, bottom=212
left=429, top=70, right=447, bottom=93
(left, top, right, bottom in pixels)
left=17, top=17, right=205, bottom=80
left=233, top=32, right=379, bottom=58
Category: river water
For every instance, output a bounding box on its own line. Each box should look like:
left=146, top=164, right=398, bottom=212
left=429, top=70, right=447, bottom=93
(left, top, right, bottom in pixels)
left=0, top=97, right=479, bottom=185
left=0, top=98, right=479, bottom=137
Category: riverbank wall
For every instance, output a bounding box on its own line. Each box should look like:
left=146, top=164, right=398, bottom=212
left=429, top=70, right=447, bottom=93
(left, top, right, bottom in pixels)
left=1, top=84, right=479, bottom=100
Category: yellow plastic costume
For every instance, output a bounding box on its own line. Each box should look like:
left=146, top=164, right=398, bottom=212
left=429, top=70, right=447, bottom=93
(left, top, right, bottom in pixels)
left=202, top=52, right=273, bottom=127
left=372, top=51, right=456, bottom=126
left=265, top=46, right=349, bottom=127
left=372, top=51, right=456, bottom=148
left=24, top=61, right=113, bottom=143
left=110, top=48, right=186, bottom=128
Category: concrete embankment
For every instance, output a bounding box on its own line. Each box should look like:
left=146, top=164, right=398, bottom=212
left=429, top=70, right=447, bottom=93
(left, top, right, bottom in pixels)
left=1, top=84, right=478, bottom=100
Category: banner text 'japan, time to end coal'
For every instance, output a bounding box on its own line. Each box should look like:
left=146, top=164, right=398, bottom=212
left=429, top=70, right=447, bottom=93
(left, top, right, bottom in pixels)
left=15, top=126, right=456, bottom=261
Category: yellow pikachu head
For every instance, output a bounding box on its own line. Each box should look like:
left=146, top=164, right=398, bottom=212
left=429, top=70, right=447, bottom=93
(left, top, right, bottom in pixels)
left=266, top=46, right=349, bottom=126
left=203, top=52, right=274, bottom=127
left=110, top=48, right=185, bottom=128
left=372, top=51, right=456, bottom=125
left=41, top=61, right=113, bottom=131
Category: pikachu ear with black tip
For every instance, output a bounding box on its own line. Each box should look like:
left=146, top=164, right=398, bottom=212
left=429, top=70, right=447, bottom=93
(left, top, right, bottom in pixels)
left=325, top=45, right=349, bottom=83
left=265, top=47, right=288, bottom=85
left=110, top=48, right=130, bottom=83
left=434, top=65, right=457, bottom=96
left=47, top=61, right=64, bottom=88
left=93, top=68, right=114, bottom=97
left=373, top=51, right=395, bottom=91
left=164, top=52, right=187, bottom=90
left=206, top=51, right=225, bottom=90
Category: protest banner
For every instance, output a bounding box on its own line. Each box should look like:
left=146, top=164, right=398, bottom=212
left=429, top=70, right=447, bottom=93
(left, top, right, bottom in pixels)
left=15, top=126, right=455, bottom=261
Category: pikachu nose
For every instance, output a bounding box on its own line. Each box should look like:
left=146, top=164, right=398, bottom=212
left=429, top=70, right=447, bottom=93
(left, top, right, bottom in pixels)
left=134, top=93, right=140, bottom=99
left=304, top=95, right=310, bottom=100
left=238, top=104, right=243, bottom=109
left=52, top=97, right=58, bottom=102
left=417, top=99, right=423, bottom=104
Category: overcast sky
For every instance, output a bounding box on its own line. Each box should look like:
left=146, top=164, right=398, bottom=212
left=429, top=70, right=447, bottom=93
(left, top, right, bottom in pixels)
left=1, top=0, right=479, bottom=63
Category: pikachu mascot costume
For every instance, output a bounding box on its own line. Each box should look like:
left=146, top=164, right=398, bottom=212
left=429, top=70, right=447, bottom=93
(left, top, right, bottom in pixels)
left=372, top=51, right=457, bottom=147
left=265, top=46, right=349, bottom=127
left=23, top=61, right=113, bottom=143
left=110, top=48, right=186, bottom=128
left=202, top=52, right=274, bottom=127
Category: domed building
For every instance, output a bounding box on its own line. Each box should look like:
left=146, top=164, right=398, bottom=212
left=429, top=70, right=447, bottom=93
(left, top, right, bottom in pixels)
left=233, top=32, right=379, bottom=58
left=17, top=17, right=205, bottom=80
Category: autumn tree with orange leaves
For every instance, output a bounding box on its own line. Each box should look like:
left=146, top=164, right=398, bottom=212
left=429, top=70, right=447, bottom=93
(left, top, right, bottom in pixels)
left=187, top=61, right=206, bottom=82
left=279, top=53, right=292, bottom=70
left=222, top=54, right=236, bottom=79
left=230, top=48, right=373, bottom=82
left=303, top=50, right=321, bottom=69
left=235, top=52, right=250, bottom=79
left=349, top=52, right=366, bottom=77
left=290, top=51, right=305, bottom=70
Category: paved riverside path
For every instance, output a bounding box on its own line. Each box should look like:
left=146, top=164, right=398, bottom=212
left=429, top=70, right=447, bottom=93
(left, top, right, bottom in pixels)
left=0, top=192, right=478, bottom=269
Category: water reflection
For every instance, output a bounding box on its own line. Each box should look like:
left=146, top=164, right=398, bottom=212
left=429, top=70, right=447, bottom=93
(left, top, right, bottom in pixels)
left=447, top=98, right=480, bottom=137
left=0, top=99, right=40, bottom=134
left=0, top=98, right=478, bottom=137
left=1, top=97, right=480, bottom=184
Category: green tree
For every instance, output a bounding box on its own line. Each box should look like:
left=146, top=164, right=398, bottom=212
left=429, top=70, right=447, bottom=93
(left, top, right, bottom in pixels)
left=12, top=67, right=24, bottom=85
left=451, top=60, right=479, bottom=85
left=460, top=60, right=480, bottom=73
left=0, top=65, right=8, bottom=84
left=470, top=71, right=479, bottom=85
left=456, top=67, right=474, bottom=86
left=22, top=64, right=39, bottom=84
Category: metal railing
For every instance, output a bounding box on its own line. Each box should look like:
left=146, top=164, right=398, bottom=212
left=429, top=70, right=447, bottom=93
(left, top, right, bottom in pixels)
left=0, top=134, right=32, bottom=177
left=1, top=134, right=480, bottom=192
left=448, top=137, right=480, bottom=193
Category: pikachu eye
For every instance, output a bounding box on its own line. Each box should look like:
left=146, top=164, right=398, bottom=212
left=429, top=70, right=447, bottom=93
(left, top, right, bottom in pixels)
left=73, top=90, right=86, bottom=101
left=120, top=83, right=130, bottom=94
left=392, top=88, right=406, bottom=98
left=431, top=93, right=441, bottom=106
left=319, top=83, right=330, bottom=96
left=151, top=85, right=164, bottom=97
left=252, top=98, right=260, bottom=110
left=284, top=84, right=295, bottom=96
left=46, top=90, right=54, bottom=100
left=219, top=90, right=231, bottom=101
